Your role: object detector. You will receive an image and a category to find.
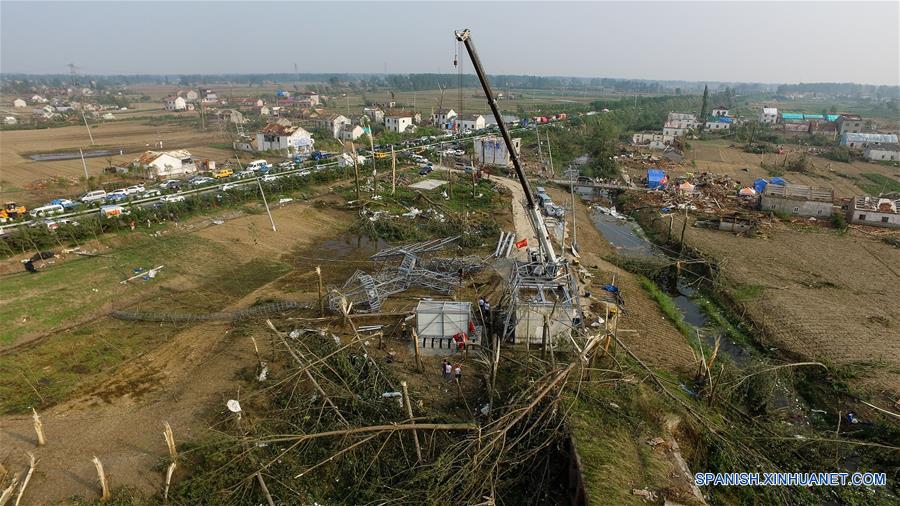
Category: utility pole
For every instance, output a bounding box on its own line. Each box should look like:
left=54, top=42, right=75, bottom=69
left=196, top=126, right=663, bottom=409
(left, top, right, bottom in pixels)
left=534, top=122, right=543, bottom=165
left=81, top=109, right=95, bottom=145
left=79, top=148, right=90, bottom=189
left=350, top=142, right=361, bottom=201
left=391, top=145, right=397, bottom=195
left=546, top=130, right=554, bottom=178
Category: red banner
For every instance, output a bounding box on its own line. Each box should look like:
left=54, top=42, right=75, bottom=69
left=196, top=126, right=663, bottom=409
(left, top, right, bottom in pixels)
left=515, top=238, right=528, bottom=249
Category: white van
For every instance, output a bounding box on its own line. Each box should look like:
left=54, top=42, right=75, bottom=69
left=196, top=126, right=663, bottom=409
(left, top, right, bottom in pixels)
left=246, top=159, right=269, bottom=171
left=81, top=190, right=108, bottom=204
left=29, top=204, right=65, bottom=218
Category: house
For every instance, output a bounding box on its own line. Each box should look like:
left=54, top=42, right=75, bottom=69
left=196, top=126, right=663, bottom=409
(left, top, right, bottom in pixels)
left=846, top=196, right=900, bottom=229
left=31, top=95, right=47, bottom=103
left=256, top=122, right=314, bottom=154
left=201, top=90, right=218, bottom=102
left=133, top=149, right=196, bottom=179
left=219, top=109, right=245, bottom=124
left=13, top=98, right=26, bottom=108
left=711, top=106, right=729, bottom=117
left=385, top=111, right=415, bottom=133
left=632, top=132, right=675, bottom=150
left=183, top=90, right=199, bottom=102
left=863, top=142, right=900, bottom=162
left=259, top=106, right=270, bottom=116
left=456, top=114, right=486, bottom=132
left=474, top=136, right=521, bottom=166
left=666, top=112, right=700, bottom=129
left=663, top=123, right=689, bottom=137
left=3, top=116, right=18, bottom=125
left=363, top=107, right=384, bottom=123
left=316, top=114, right=351, bottom=138
left=33, top=105, right=56, bottom=119
left=759, top=183, right=834, bottom=217
left=304, top=92, right=320, bottom=106
left=339, top=124, right=367, bottom=141
left=164, top=96, right=187, bottom=112
left=705, top=117, right=732, bottom=131
left=432, top=108, right=457, bottom=129
left=759, top=107, right=778, bottom=124
left=836, top=114, right=863, bottom=136
left=841, top=133, right=899, bottom=149
left=102, top=112, right=116, bottom=120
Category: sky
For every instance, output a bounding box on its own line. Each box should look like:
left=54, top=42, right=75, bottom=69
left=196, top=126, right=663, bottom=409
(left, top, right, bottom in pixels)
left=1, top=1, right=898, bottom=85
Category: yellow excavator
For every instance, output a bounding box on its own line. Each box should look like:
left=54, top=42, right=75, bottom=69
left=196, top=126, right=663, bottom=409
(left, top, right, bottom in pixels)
left=0, top=201, right=27, bottom=221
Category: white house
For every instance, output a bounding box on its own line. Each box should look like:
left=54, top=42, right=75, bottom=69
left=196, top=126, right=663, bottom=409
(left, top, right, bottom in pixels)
left=385, top=112, right=414, bottom=133
left=304, top=92, right=320, bottom=106
left=663, top=122, right=688, bottom=137
left=632, top=132, right=675, bottom=150
left=846, top=196, right=900, bottom=229
left=363, top=107, right=384, bottom=123
left=31, top=95, right=47, bottom=103
left=841, top=133, right=899, bottom=149
left=164, top=96, right=187, bottom=112
left=3, top=116, right=18, bottom=125
left=704, top=120, right=731, bottom=131
left=456, top=114, right=486, bottom=132
left=256, top=122, right=315, bottom=154
left=666, top=112, right=700, bottom=129
left=759, top=107, right=778, bottom=124
left=317, top=114, right=351, bottom=138
left=475, top=136, right=520, bottom=166
left=711, top=105, right=729, bottom=117
left=864, top=142, right=900, bottom=162
left=184, top=90, right=199, bottom=102
left=102, top=112, right=116, bottom=120
left=432, top=108, right=457, bottom=129
left=259, top=106, right=270, bottom=116
left=201, top=90, right=218, bottom=102
left=13, top=98, right=26, bottom=108
left=134, top=149, right=196, bottom=179
left=339, top=124, right=367, bottom=141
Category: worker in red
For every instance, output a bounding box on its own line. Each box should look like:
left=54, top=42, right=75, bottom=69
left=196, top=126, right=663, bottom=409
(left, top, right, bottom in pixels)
left=452, top=332, right=467, bottom=351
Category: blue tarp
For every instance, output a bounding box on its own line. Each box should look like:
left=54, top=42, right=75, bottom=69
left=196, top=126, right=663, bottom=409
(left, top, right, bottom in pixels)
left=647, top=168, right=666, bottom=189
left=769, top=177, right=786, bottom=186
left=753, top=178, right=768, bottom=193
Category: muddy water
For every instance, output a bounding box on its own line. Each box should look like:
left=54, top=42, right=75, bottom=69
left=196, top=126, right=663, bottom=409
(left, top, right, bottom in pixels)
left=589, top=208, right=752, bottom=366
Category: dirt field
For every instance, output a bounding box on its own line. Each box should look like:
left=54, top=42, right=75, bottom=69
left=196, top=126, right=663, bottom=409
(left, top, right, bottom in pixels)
left=670, top=217, right=900, bottom=399
left=624, top=139, right=900, bottom=200
left=0, top=119, right=234, bottom=205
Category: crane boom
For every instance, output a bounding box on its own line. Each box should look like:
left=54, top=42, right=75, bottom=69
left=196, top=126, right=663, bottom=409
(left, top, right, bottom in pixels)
left=454, top=28, right=558, bottom=264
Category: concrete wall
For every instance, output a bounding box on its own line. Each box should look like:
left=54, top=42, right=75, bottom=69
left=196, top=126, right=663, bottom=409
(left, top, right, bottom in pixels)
left=759, top=196, right=833, bottom=217
left=847, top=209, right=900, bottom=229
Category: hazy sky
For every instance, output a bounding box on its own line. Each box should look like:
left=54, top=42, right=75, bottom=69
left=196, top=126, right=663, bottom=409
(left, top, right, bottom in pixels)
left=2, top=1, right=898, bottom=85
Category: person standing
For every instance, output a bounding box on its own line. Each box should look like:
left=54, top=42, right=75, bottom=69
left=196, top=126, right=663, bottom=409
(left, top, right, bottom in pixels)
left=454, top=364, right=462, bottom=383
left=441, top=359, right=448, bottom=379
left=444, top=361, right=452, bottom=381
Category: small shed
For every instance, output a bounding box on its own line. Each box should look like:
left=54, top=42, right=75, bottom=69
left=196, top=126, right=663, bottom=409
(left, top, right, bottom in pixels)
left=647, top=169, right=667, bottom=189
left=416, top=300, right=473, bottom=351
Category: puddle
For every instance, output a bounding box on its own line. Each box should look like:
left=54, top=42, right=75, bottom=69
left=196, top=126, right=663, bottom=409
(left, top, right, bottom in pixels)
left=29, top=149, right=119, bottom=161
left=589, top=211, right=657, bottom=258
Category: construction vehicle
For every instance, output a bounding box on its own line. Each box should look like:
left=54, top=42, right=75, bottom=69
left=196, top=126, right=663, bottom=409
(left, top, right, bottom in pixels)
left=1, top=202, right=27, bottom=221
left=454, top=28, right=558, bottom=267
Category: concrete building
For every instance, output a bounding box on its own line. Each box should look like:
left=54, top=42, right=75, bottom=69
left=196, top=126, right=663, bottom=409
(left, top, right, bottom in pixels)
left=836, top=114, right=863, bottom=136
left=841, top=133, right=899, bottom=149
left=415, top=300, right=475, bottom=352
left=846, top=196, right=900, bottom=229
left=632, top=132, right=675, bottom=150
left=339, top=124, right=367, bottom=141
left=663, top=123, right=688, bottom=137
left=385, top=112, right=415, bottom=133
left=456, top=114, right=486, bottom=132
left=164, top=96, right=187, bottom=112
left=705, top=119, right=732, bottom=131
left=759, top=183, right=834, bottom=217
left=666, top=112, right=700, bottom=129
left=474, top=135, right=521, bottom=166
left=316, top=114, right=351, bottom=138
left=711, top=106, right=729, bottom=117
left=759, top=107, right=778, bottom=124
left=363, top=107, right=384, bottom=123
left=256, top=122, right=314, bottom=154
left=432, top=108, right=457, bottom=129
left=13, top=98, right=26, bottom=108
left=863, top=142, right=900, bottom=162
left=133, top=149, right=196, bottom=179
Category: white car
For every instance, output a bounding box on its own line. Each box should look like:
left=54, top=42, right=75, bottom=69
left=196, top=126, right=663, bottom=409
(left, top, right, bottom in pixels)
left=80, top=190, right=108, bottom=204
left=160, top=194, right=185, bottom=203
left=124, top=184, right=146, bottom=195
left=247, top=159, right=269, bottom=171
left=221, top=183, right=240, bottom=191
left=235, top=169, right=256, bottom=179
left=140, top=189, right=162, bottom=198
left=261, top=174, right=280, bottom=182
left=294, top=170, right=311, bottom=177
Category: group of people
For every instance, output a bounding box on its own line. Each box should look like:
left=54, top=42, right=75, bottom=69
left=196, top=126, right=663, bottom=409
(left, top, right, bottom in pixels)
left=478, top=298, right=490, bottom=316
left=441, top=359, right=462, bottom=383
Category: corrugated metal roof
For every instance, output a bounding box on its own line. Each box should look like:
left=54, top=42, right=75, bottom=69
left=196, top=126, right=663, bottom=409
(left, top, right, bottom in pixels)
left=781, top=113, right=804, bottom=120
left=842, top=133, right=899, bottom=143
